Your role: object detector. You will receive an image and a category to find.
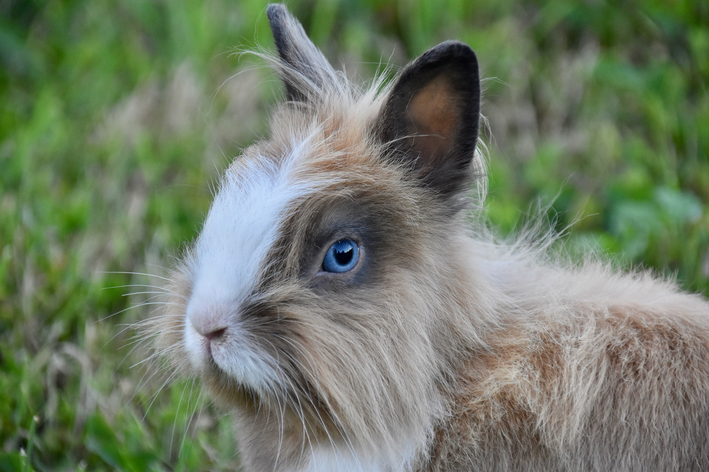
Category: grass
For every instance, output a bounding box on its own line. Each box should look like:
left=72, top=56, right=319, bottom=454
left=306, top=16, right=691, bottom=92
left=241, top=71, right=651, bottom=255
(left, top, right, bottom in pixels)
left=1, top=0, right=707, bottom=469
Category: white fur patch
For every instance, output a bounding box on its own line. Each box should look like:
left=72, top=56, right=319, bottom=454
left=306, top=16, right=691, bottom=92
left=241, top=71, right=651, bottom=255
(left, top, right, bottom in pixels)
left=298, top=449, right=374, bottom=472
left=295, top=443, right=417, bottom=472
left=184, top=138, right=316, bottom=388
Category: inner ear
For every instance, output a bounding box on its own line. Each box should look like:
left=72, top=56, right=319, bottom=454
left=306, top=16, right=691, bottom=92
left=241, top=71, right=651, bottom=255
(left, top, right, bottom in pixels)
left=377, top=41, right=481, bottom=200
left=407, top=74, right=460, bottom=169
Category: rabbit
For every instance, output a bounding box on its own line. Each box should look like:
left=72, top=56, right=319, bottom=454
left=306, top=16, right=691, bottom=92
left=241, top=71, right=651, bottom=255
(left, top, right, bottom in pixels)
left=148, top=4, right=709, bottom=471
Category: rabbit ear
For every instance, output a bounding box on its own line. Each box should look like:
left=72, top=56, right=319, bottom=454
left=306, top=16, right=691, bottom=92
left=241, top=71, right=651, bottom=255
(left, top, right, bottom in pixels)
left=377, top=41, right=481, bottom=201
left=266, top=4, right=338, bottom=103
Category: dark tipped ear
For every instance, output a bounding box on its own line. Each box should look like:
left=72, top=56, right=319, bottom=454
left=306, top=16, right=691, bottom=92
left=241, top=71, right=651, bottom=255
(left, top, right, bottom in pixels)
left=377, top=41, right=481, bottom=201
left=266, top=4, right=338, bottom=102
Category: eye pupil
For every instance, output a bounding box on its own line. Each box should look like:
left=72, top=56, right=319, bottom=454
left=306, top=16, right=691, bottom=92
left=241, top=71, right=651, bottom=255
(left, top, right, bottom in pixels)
left=334, top=245, right=353, bottom=265
left=322, top=239, right=359, bottom=273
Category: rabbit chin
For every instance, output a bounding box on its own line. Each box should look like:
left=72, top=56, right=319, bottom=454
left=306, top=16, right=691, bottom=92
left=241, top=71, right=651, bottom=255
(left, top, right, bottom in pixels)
left=184, top=318, right=280, bottom=396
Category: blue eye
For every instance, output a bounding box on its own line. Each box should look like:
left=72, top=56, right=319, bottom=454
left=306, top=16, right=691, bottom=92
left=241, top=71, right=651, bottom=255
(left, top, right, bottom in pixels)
left=322, top=239, right=359, bottom=273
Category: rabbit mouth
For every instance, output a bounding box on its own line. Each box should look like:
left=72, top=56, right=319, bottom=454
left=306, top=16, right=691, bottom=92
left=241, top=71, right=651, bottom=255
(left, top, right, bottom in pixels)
left=183, top=317, right=283, bottom=396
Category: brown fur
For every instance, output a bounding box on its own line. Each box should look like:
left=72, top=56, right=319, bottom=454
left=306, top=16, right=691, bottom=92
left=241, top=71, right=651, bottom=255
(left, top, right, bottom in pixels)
left=144, top=5, right=709, bottom=471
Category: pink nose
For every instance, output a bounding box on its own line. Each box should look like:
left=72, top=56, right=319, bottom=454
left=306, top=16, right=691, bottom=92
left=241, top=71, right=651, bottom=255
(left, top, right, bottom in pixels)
left=188, top=309, right=229, bottom=342
left=190, top=319, right=228, bottom=340
left=186, top=296, right=233, bottom=343
left=203, top=326, right=227, bottom=341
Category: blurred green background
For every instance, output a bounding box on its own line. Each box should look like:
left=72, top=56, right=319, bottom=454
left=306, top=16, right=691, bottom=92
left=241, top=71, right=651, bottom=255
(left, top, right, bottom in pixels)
left=1, top=0, right=707, bottom=469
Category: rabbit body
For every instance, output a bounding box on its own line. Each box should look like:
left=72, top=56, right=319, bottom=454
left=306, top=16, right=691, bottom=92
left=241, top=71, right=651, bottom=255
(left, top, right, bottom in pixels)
left=153, top=4, right=709, bottom=471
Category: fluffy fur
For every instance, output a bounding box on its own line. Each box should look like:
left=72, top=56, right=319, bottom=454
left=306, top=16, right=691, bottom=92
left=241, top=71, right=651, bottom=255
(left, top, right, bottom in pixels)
left=147, top=4, right=709, bottom=471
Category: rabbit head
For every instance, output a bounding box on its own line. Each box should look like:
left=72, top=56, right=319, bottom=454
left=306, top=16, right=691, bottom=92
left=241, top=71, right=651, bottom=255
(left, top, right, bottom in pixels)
left=155, top=3, right=493, bottom=467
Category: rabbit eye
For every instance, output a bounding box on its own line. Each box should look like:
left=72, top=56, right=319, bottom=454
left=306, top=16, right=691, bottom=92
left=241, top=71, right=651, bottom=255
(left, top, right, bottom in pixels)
left=322, top=239, right=359, bottom=273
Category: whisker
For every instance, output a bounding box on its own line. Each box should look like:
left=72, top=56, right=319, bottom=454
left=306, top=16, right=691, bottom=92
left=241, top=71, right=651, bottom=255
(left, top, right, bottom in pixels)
left=184, top=386, right=205, bottom=458
left=121, top=291, right=173, bottom=297
left=104, top=283, right=171, bottom=290
left=142, top=369, right=183, bottom=420
left=101, top=270, right=176, bottom=283
left=170, top=378, right=191, bottom=458
left=93, top=301, right=183, bottom=324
